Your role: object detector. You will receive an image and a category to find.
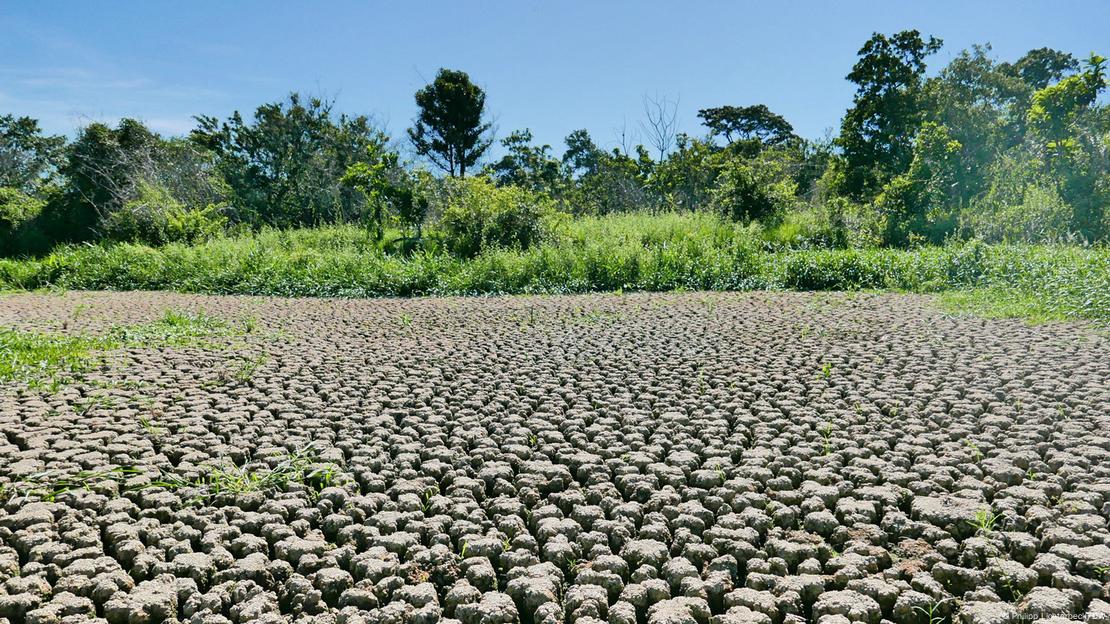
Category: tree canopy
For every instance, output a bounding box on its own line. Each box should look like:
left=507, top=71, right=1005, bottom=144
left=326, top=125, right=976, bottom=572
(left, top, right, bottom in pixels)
left=408, top=69, right=492, bottom=177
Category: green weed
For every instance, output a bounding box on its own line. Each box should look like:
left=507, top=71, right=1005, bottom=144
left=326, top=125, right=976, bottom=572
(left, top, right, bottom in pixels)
left=968, top=507, right=1003, bottom=534
left=820, top=422, right=834, bottom=456
left=912, top=599, right=952, bottom=624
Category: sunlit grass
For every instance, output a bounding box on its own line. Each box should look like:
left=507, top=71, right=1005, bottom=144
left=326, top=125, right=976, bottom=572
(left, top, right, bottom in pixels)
left=1, top=307, right=246, bottom=388
left=0, top=213, right=1106, bottom=323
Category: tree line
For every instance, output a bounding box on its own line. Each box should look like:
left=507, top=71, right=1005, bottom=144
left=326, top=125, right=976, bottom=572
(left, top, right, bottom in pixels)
left=2, top=31, right=1107, bottom=258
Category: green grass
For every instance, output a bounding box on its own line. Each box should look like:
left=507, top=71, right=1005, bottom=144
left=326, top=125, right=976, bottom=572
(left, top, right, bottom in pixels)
left=0, top=213, right=1106, bottom=323
left=1, top=307, right=244, bottom=387
left=107, top=308, right=232, bottom=346
left=0, top=328, right=115, bottom=389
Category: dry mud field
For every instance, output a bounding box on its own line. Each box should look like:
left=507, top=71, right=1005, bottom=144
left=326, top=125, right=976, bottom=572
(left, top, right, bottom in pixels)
left=1, top=290, right=1109, bottom=624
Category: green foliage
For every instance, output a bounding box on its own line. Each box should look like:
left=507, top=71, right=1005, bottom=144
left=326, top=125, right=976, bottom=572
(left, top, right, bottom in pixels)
left=61, top=119, right=161, bottom=242
left=874, top=122, right=964, bottom=246
left=1027, top=54, right=1106, bottom=151
left=193, top=93, right=384, bottom=227
left=710, top=153, right=796, bottom=224
left=0, top=308, right=240, bottom=388
left=408, top=69, right=492, bottom=177
left=561, top=129, right=654, bottom=215
left=165, top=203, right=228, bottom=244
left=2, top=214, right=1106, bottom=324
left=0, top=327, right=112, bottom=388
left=437, top=177, right=553, bottom=257
left=102, top=182, right=226, bottom=246
left=0, top=187, right=49, bottom=256
left=964, top=184, right=1075, bottom=243
left=486, top=129, right=567, bottom=195
left=838, top=30, right=943, bottom=200
left=342, top=143, right=428, bottom=241
left=107, top=308, right=232, bottom=346
left=697, top=104, right=796, bottom=154
left=649, top=136, right=719, bottom=211
left=0, top=115, right=66, bottom=194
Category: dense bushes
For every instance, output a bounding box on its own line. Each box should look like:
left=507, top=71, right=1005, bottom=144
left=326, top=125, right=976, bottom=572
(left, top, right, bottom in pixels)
left=102, top=183, right=227, bottom=246
left=0, top=188, right=47, bottom=256
left=709, top=155, right=796, bottom=224
left=437, top=177, right=554, bottom=257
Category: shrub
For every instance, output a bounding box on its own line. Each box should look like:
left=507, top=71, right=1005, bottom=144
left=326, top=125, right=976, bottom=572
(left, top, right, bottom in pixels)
left=0, top=187, right=50, bottom=256
left=964, top=184, right=1075, bottom=243
left=436, top=177, right=554, bottom=257
left=102, top=182, right=227, bottom=246
left=710, top=155, right=796, bottom=224
left=166, top=203, right=228, bottom=244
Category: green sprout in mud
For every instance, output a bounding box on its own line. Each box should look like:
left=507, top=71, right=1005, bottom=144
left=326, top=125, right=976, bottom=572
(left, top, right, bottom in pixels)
left=4, top=466, right=144, bottom=503
left=225, top=353, right=267, bottom=384
left=819, top=362, right=833, bottom=380
left=968, top=507, right=1003, bottom=534
left=177, top=444, right=340, bottom=504
left=963, top=439, right=983, bottom=463
left=138, top=416, right=163, bottom=437
left=5, top=444, right=339, bottom=506
left=913, top=599, right=951, bottom=624
left=75, top=394, right=116, bottom=416
left=565, top=557, right=580, bottom=578
left=422, top=486, right=440, bottom=512
left=820, top=422, right=834, bottom=455
left=398, top=313, right=413, bottom=328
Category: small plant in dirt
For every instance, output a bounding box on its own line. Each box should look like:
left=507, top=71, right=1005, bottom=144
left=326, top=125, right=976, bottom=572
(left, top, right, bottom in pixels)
left=222, top=353, right=267, bottom=384
left=138, top=416, right=163, bottom=437
left=819, top=362, right=834, bottom=380
left=968, top=507, right=1003, bottom=534
left=2, top=466, right=144, bottom=504
left=963, top=439, right=983, bottom=463
left=185, top=444, right=337, bottom=503
left=913, top=598, right=952, bottom=624
left=820, top=422, right=834, bottom=455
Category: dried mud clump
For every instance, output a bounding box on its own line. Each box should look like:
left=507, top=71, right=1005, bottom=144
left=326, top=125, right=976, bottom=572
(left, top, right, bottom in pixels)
left=1, top=290, right=1109, bottom=624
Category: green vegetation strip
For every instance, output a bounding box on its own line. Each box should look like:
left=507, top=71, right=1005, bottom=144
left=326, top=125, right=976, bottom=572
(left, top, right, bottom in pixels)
left=0, top=309, right=240, bottom=387
left=1, top=216, right=1106, bottom=323
left=0, top=444, right=339, bottom=506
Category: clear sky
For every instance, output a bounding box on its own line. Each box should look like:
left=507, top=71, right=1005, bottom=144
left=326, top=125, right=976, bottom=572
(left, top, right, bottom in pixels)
left=2, top=1, right=1108, bottom=158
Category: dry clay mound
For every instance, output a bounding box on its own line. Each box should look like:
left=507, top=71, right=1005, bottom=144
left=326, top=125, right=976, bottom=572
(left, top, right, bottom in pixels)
left=1, top=290, right=1109, bottom=624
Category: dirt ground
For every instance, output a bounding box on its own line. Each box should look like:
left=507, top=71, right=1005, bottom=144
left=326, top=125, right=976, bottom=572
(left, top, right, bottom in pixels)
left=1, top=290, right=1108, bottom=624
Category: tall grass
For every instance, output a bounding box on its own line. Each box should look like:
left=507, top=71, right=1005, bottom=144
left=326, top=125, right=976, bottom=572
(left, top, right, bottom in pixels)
left=1, top=213, right=1106, bottom=322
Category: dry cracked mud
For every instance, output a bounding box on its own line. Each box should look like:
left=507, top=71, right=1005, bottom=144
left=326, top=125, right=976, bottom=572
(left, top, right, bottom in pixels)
left=1, top=290, right=1109, bottom=624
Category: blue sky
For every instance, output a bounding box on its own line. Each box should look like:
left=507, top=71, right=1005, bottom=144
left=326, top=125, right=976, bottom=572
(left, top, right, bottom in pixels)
left=2, top=1, right=1108, bottom=158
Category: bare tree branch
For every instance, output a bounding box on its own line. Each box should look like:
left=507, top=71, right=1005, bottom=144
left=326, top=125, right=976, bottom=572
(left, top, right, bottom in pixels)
left=640, top=93, right=680, bottom=161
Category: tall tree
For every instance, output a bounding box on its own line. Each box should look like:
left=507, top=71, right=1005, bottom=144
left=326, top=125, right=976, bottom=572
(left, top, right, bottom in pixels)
left=1002, top=48, right=1080, bottom=90
left=837, top=30, right=943, bottom=200
left=697, top=104, right=796, bottom=154
left=0, top=115, right=66, bottom=194
left=408, top=69, right=492, bottom=177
